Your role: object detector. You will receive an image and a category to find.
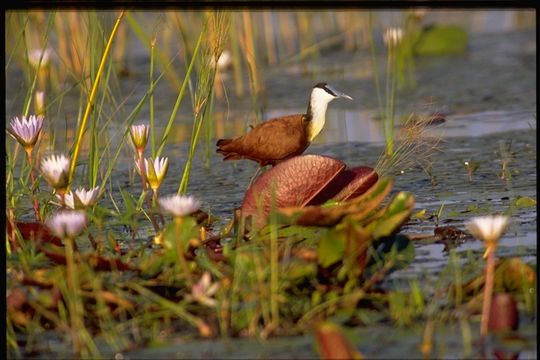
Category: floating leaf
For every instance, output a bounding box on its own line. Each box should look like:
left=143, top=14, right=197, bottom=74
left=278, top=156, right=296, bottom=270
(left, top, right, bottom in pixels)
left=242, top=155, right=346, bottom=225
left=513, top=196, right=536, bottom=208
left=10, top=222, right=63, bottom=247
left=308, top=166, right=378, bottom=204
left=280, top=177, right=393, bottom=227
left=412, top=209, right=426, bottom=220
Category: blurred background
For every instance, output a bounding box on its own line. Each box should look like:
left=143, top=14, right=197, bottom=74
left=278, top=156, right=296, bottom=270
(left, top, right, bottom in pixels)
left=5, top=10, right=536, bottom=148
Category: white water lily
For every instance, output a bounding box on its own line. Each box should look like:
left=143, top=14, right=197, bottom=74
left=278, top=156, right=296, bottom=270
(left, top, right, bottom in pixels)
left=159, top=194, right=201, bottom=218
left=466, top=215, right=510, bottom=245
left=57, top=186, right=100, bottom=209
left=41, top=154, right=71, bottom=192
left=138, top=157, right=169, bottom=191
left=46, top=210, right=87, bottom=238
left=28, top=48, right=52, bottom=68
left=130, top=124, right=149, bottom=151
left=8, top=115, right=44, bottom=150
left=383, top=27, right=404, bottom=48
left=187, top=272, right=220, bottom=307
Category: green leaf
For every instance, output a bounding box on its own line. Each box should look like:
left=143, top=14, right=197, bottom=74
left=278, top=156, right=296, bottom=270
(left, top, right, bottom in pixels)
left=285, top=261, right=317, bottom=281
left=163, top=216, right=199, bottom=251
left=414, top=25, right=468, bottom=56
left=318, top=228, right=346, bottom=268
left=367, top=191, right=415, bottom=239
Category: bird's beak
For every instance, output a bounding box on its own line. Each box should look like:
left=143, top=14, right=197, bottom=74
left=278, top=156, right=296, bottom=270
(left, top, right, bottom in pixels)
left=336, top=91, right=353, bottom=101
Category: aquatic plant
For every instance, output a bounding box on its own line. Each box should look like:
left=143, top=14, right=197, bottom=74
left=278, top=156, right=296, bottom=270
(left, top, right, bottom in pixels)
left=55, top=186, right=100, bottom=210
left=159, top=194, right=201, bottom=218
left=41, top=154, right=71, bottom=205
left=8, top=115, right=44, bottom=151
left=130, top=123, right=150, bottom=153
left=8, top=114, right=44, bottom=220
left=186, top=272, right=220, bottom=307
left=45, top=210, right=90, bottom=354
left=466, top=215, right=510, bottom=341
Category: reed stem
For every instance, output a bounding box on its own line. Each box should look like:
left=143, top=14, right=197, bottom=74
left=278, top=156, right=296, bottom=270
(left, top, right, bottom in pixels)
left=174, top=217, right=193, bottom=285
left=64, top=236, right=83, bottom=354
left=68, top=10, right=125, bottom=189
left=24, top=148, right=41, bottom=222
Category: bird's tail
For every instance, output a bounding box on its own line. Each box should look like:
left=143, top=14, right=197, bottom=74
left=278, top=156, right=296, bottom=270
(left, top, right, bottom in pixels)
left=216, top=138, right=233, bottom=155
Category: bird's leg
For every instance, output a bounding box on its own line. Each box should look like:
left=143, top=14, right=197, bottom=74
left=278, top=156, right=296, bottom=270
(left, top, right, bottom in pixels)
left=248, top=166, right=264, bottom=188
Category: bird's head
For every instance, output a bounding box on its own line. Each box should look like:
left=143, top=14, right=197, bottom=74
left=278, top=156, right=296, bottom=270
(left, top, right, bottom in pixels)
left=311, top=83, right=353, bottom=105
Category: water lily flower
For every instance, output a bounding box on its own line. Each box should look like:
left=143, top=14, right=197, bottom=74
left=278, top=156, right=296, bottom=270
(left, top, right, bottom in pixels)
left=466, top=215, right=510, bottom=340
left=466, top=215, right=509, bottom=251
left=45, top=210, right=87, bottom=239
left=57, top=186, right=100, bottom=209
left=28, top=48, right=52, bottom=69
left=159, top=194, right=201, bottom=218
left=130, top=124, right=149, bottom=152
left=383, top=27, right=404, bottom=48
left=8, top=115, right=44, bottom=151
left=187, top=272, right=220, bottom=307
left=136, top=157, right=168, bottom=192
left=41, top=154, right=71, bottom=193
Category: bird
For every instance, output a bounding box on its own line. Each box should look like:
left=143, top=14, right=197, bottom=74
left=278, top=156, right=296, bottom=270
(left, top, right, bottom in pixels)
left=216, top=83, right=353, bottom=167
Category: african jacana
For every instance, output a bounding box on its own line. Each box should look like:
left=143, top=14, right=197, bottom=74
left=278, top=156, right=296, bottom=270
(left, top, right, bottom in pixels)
left=216, top=83, right=352, bottom=166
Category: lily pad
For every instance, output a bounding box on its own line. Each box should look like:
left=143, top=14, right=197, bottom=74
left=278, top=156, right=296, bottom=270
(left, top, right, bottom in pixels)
left=241, top=155, right=346, bottom=226
left=279, top=177, right=393, bottom=227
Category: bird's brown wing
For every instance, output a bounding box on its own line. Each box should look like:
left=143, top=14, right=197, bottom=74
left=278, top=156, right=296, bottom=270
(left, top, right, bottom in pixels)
left=224, top=115, right=309, bottom=163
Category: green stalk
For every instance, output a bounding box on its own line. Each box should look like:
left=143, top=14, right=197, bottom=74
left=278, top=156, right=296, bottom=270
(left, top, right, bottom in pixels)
left=156, top=28, right=204, bottom=158
left=368, top=12, right=384, bottom=122
left=150, top=38, right=156, bottom=157
left=388, top=46, right=397, bottom=156
left=269, top=214, right=279, bottom=330
left=64, top=236, right=83, bottom=354
left=68, top=10, right=125, bottom=189
left=24, top=148, right=41, bottom=222
left=174, top=217, right=193, bottom=285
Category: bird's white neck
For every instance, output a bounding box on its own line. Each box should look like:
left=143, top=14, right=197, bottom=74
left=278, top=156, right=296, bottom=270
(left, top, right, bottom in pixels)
left=307, top=87, right=336, bottom=141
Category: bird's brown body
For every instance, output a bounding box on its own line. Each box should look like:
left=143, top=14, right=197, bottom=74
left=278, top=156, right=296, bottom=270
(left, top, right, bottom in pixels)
left=217, top=114, right=310, bottom=166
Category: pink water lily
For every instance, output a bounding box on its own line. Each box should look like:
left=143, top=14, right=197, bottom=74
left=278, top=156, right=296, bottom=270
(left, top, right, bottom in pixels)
left=8, top=115, right=44, bottom=150
left=187, top=272, right=219, bottom=307
left=46, top=210, right=87, bottom=239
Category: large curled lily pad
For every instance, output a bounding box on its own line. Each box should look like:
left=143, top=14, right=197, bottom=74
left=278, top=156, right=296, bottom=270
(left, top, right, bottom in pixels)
left=241, top=155, right=379, bottom=228
left=308, top=166, right=379, bottom=205
left=241, top=155, right=346, bottom=223
left=279, top=177, right=392, bottom=227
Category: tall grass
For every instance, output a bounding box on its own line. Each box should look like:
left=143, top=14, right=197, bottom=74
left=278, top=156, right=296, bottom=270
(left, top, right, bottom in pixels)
left=68, top=11, right=125, bottom=188
left=178, top=11, right=230, bottom=194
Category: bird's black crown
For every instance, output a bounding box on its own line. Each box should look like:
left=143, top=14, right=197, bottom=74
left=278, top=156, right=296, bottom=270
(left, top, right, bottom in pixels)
left=314, top=82, right=337, bottom=97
